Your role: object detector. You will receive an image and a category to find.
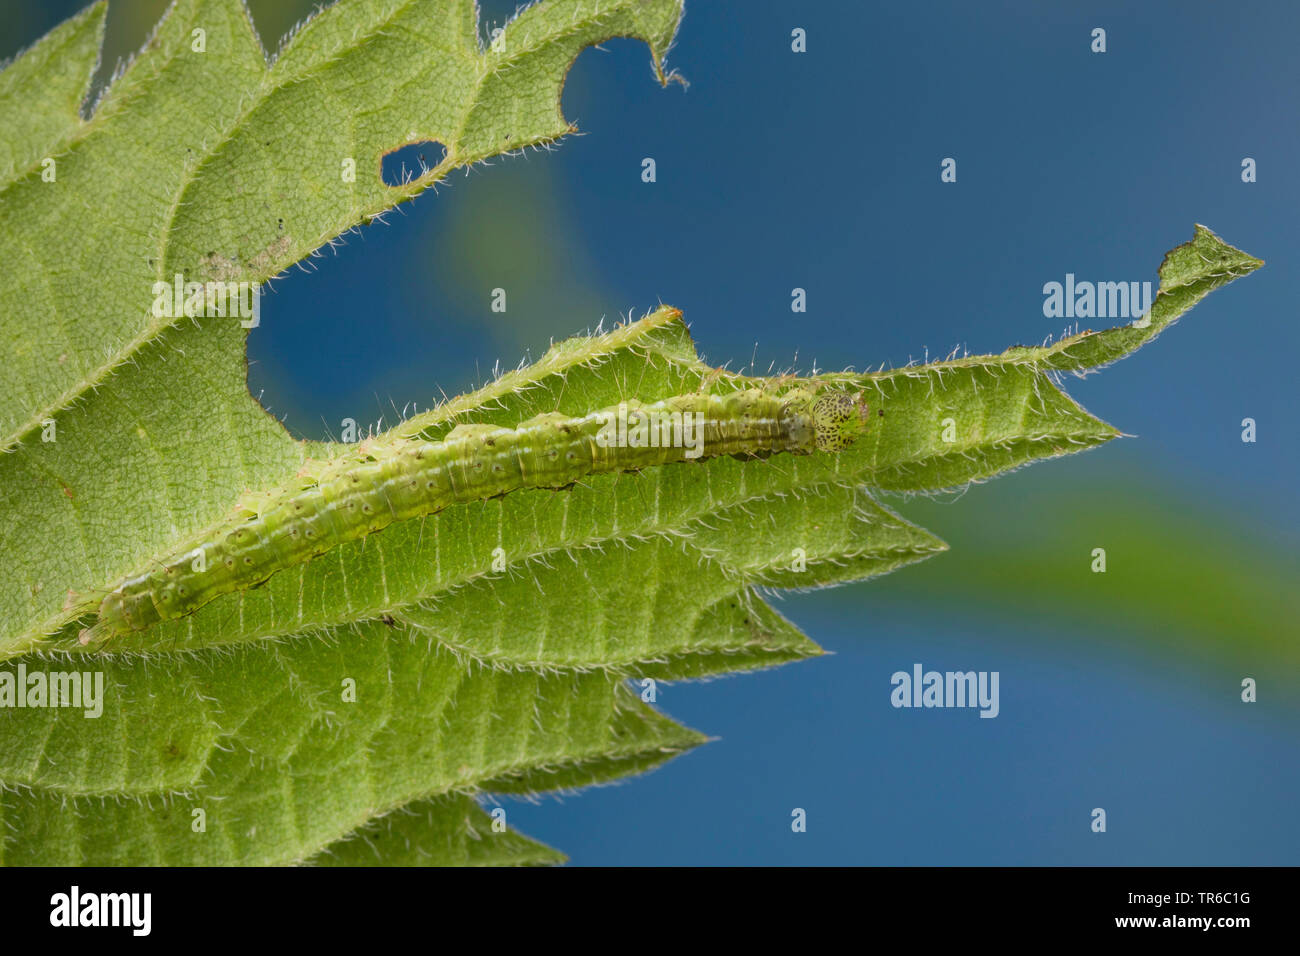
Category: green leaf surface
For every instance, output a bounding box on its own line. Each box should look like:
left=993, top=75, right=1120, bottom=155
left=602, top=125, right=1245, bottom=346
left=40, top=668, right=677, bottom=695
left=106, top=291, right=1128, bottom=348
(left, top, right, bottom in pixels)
left=0, top=1, right=104, bottom=183
left=310, top=794, right=565, bottom=867
left=0, top=1, right=1262, bottom=865
left=0, top=621, right=701, bottom=864
left=0, top=0, right=686, bottom=658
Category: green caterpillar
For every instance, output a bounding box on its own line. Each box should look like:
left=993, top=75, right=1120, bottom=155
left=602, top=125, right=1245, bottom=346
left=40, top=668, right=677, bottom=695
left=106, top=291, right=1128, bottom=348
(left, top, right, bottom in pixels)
left=79, top=387, right=869, bottom=644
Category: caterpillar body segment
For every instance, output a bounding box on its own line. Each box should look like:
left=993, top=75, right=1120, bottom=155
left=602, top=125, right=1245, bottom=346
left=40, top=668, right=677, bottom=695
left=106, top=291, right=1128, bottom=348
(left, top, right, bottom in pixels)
left=81, top=387, right=869, bottom=643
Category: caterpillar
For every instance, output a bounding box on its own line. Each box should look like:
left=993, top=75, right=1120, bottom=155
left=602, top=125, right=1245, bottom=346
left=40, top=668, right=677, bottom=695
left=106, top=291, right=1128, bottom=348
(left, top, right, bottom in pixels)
left=78, top=386, right=869, bottom=644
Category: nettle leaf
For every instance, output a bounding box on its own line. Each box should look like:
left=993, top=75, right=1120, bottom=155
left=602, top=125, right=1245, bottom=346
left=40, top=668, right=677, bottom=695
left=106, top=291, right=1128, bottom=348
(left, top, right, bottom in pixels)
left=310, top=794, right=566, bottom=867
left=0, top=0, right=685, bottom=658
left=0, top=622, right=700, bottom=865
left=0, top=2, right=105, bottom=183
left=0, top=1, right=1262, bottom=866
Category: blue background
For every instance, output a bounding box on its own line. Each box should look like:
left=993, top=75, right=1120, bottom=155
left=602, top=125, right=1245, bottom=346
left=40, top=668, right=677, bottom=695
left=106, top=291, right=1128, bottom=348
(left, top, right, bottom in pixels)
left=7, top=0, right=1298, bottom=864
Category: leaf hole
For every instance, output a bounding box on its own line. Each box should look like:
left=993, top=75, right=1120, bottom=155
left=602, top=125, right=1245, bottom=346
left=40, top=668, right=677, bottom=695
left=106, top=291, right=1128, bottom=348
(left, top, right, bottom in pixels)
left=381, top=141, right=448, bottom=187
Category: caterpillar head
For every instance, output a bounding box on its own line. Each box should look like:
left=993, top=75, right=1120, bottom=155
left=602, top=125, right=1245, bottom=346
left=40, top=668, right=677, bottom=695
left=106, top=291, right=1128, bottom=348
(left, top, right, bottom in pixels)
left=810, top=389, right=870, bottom=452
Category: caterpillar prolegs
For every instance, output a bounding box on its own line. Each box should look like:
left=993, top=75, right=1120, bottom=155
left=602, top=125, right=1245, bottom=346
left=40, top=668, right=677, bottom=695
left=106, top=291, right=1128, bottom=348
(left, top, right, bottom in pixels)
left=80, top=387, right=869, bottom=644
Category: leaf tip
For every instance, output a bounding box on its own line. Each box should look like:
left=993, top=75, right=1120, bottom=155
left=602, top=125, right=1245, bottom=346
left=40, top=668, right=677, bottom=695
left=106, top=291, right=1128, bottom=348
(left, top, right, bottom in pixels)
left=1159, top=224, right=1264, bottom=294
